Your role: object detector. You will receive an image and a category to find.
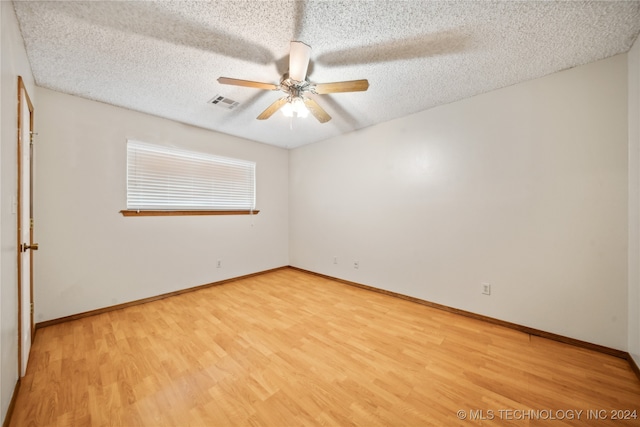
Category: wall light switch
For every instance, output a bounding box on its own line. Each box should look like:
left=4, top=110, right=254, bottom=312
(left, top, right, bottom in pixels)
left=482, top=283, right=491, bottom=295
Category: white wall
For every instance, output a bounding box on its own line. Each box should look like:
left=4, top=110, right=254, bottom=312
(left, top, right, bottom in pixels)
left=290, top=54, right=628, bottom=350
left=629, top=36, right=640, bottom=367
left=33, top=88, right=289, bottom=322
left=0, top=2, right=36, bottom=424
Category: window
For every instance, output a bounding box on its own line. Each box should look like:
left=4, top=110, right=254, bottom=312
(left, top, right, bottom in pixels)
left=122, top=140, right=257, bottom=216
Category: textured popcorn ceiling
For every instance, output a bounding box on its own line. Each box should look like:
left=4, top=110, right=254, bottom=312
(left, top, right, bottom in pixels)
left=12, top=0, right=640, bottom=148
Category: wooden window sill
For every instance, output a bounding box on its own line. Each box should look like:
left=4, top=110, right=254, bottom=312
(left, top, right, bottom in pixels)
left=120, top=210, right=260, bottom=217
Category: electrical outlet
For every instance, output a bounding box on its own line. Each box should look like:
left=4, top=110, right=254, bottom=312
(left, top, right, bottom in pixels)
left=333, top=256, right=338, bottom=265
left=482, top=283, right=491, bottom=295
left=217, top=260, right=222, bottom=268
left=354, top=261, right=359, bottom=269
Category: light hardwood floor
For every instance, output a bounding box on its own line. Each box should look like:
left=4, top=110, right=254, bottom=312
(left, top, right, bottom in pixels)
left=9, top=268, right=640, bottom=426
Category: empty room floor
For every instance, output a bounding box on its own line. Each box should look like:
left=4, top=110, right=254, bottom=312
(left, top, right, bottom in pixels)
left=9, top=268, right=640, bottom=426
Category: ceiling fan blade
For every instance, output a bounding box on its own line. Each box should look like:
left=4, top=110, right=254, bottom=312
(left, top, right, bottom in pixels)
left=313, top=80, right=369, bottom=94
left=257, top=97, right=289, bottom=120
left=303, top=98, right=331, bottom=123
left=289, top=41, right=311, bottom=82
left=217, top=77, right=279, bottom=91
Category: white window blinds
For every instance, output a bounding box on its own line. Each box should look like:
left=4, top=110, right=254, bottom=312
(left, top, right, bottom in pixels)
left=126, top=140, right=256, bottom=210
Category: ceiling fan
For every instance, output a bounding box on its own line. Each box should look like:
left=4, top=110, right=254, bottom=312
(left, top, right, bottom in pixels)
left=217, top=41, right=369, bottom=123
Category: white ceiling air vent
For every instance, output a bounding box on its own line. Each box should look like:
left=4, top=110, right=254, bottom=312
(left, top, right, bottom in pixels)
left=209, top=95, right=239, bottom=110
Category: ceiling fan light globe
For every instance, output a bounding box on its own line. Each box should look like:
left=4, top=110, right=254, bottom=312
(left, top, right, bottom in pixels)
left=281, top=102, right=294, bottom=117
left=292, top=98, right=309, bottom=118
left=281, top=98, right=309, bottom=118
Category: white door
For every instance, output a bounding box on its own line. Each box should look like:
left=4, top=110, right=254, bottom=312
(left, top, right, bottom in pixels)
left=18, top=76, right=36, bottom=377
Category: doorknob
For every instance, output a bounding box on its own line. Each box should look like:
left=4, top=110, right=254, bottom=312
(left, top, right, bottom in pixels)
left=21, top=243, right=38, bottom=252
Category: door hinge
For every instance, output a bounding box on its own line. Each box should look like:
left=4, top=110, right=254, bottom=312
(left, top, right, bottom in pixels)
left=30, top=302, right=34, bottom=315
left=30, top=218, right=34, bottom=229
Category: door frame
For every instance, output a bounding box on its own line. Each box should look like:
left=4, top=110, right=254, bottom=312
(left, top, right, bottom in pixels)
left=17, top=75, right=35, bottom=377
